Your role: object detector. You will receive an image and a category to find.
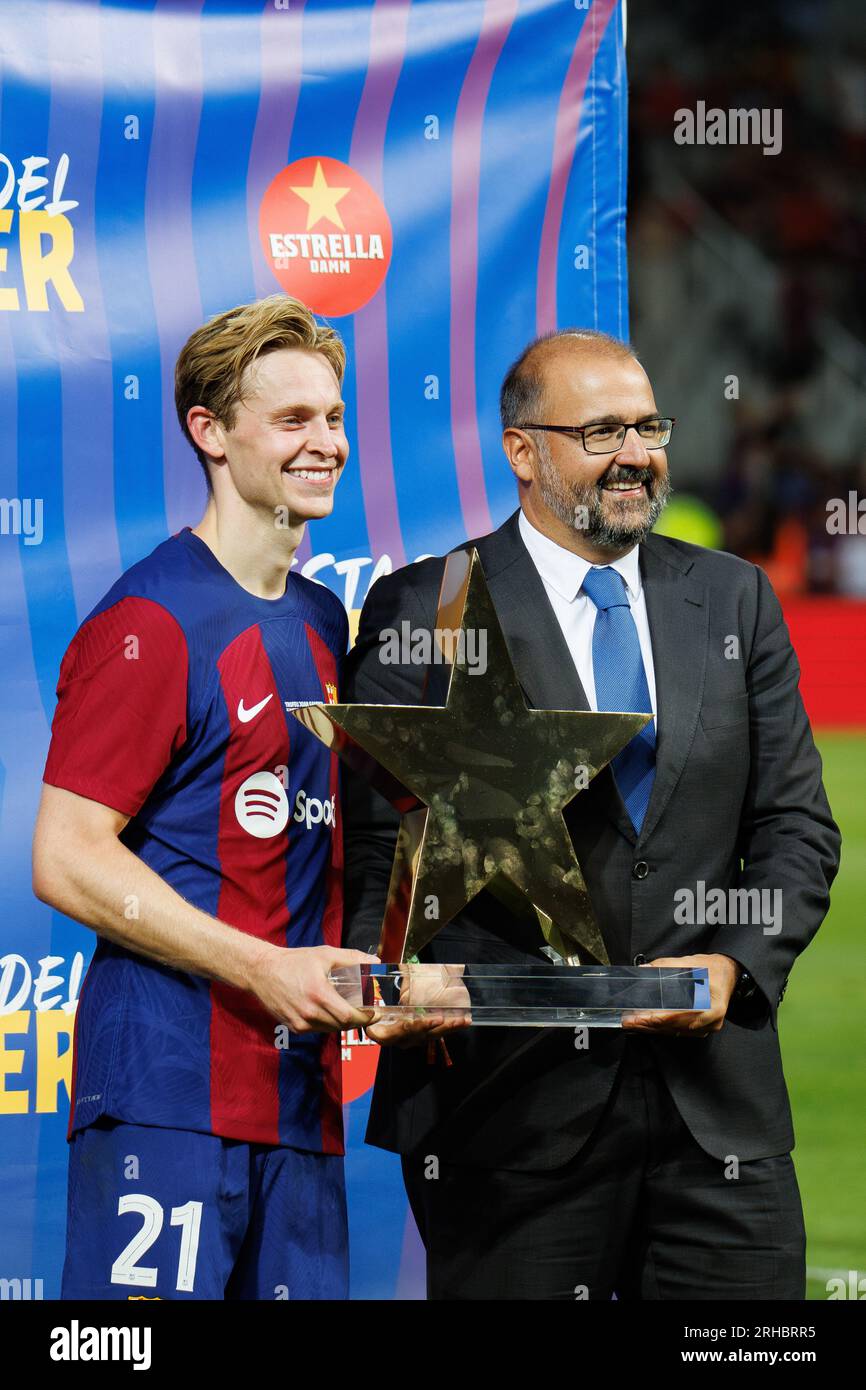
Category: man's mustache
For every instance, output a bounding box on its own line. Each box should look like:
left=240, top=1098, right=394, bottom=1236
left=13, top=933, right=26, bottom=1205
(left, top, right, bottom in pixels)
left=597, top=468, right=655, bottom=488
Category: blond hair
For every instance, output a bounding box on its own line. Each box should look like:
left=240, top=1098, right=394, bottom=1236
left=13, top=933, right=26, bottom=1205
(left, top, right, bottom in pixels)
left=175, top=295, right=346, bottom=482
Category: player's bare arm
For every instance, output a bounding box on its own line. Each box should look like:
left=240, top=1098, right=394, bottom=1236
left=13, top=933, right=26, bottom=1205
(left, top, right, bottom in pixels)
left=33, top=783, right=375, bottom=1034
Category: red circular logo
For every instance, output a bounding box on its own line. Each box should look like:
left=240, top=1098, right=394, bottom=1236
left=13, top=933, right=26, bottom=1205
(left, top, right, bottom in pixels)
left=341, top=1028, right=381, bottom=1103
left=259, top=156, right=392, bottom=316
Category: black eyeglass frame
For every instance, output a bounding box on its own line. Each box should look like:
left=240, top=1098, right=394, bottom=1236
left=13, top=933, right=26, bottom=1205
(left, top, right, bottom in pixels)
left=518, top=417, right=676, bottom=453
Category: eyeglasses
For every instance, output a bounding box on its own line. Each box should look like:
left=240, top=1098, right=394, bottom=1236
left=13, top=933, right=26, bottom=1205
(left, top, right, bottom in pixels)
left=520, top=417, right=676, bottom=454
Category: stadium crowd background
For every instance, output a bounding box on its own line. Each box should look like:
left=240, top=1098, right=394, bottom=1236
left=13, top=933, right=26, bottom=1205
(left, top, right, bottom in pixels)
left=628, top=0, right=866, bottom=599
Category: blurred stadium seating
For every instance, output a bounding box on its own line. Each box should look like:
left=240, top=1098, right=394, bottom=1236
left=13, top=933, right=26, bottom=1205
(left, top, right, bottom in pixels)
left=628, top=0, right=866, bottom=602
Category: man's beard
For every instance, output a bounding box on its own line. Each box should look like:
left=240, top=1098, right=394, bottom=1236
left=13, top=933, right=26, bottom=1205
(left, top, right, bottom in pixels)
left=534, top=438, right=672, bottom=549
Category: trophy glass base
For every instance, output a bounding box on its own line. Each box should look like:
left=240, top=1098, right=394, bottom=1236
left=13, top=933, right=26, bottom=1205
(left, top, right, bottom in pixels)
left=330, top=961, right=711, bottom=1028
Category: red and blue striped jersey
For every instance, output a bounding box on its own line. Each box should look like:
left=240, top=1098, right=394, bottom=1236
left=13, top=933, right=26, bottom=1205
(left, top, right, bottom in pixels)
left=43, top=528, right=348, bottom=1152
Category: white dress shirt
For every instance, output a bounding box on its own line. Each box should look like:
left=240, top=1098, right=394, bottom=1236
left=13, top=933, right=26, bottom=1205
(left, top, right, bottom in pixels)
left=518, top=509, right=657, bottom=716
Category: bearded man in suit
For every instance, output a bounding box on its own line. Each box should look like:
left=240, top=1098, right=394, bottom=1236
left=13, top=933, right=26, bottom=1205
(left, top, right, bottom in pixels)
left=341, top=329, right=841, bottom=1301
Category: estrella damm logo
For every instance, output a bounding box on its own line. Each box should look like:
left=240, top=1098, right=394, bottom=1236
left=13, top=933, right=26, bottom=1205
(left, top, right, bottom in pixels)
left=259, top=156, right=392, bottom=315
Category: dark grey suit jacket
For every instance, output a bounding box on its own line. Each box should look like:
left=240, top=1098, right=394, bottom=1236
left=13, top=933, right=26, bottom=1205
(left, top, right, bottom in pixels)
left=341, top=509, right=841, bottom=1168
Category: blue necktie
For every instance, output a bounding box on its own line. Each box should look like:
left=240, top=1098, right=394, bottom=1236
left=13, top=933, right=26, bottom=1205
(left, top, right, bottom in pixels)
left=581, top=566, right=656, bottom=833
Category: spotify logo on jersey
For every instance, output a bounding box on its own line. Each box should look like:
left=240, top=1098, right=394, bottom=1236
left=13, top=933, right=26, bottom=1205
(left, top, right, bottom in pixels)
left=234, top=771, right=290, bottom=838
left=292, top=788, right=337, bottom=830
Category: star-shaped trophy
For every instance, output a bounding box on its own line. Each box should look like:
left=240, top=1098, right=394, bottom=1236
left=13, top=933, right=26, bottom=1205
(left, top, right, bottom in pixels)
left=292, top=547, right=652, bottom=967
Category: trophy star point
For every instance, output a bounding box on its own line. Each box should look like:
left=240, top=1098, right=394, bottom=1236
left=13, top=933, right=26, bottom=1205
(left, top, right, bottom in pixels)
left=292, top=549, right=651, bottom=964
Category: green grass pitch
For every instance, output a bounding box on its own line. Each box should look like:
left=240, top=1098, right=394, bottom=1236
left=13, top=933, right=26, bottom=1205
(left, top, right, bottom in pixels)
left=782, top=732, right=866, bottom=1300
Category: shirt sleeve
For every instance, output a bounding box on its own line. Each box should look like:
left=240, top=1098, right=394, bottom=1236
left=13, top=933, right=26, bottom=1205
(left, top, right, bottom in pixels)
left=43, top=594, right=189, bottom=817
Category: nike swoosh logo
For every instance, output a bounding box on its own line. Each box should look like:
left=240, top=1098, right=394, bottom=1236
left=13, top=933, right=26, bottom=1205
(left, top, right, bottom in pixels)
left=237, top=694, right=273, bottom=723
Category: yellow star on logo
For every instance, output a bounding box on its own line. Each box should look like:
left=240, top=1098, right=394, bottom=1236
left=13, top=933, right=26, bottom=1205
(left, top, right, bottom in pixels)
left=290, top=161, right=351, bottom=231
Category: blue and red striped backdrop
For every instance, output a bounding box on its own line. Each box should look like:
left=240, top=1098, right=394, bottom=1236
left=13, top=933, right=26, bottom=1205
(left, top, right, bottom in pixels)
left=0, top=0, right=627, bottom=1299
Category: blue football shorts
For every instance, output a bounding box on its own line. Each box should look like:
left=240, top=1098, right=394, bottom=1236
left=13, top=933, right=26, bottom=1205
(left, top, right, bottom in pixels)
left=60, top=1117, right=348, bottom=1300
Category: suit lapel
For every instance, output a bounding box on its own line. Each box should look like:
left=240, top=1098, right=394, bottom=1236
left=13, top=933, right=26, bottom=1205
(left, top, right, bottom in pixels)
left=637, top=535, right=708, bottom=844
left=423, top=512, right=586, bottom=711
left=483, top=526, right=589, bottom=713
